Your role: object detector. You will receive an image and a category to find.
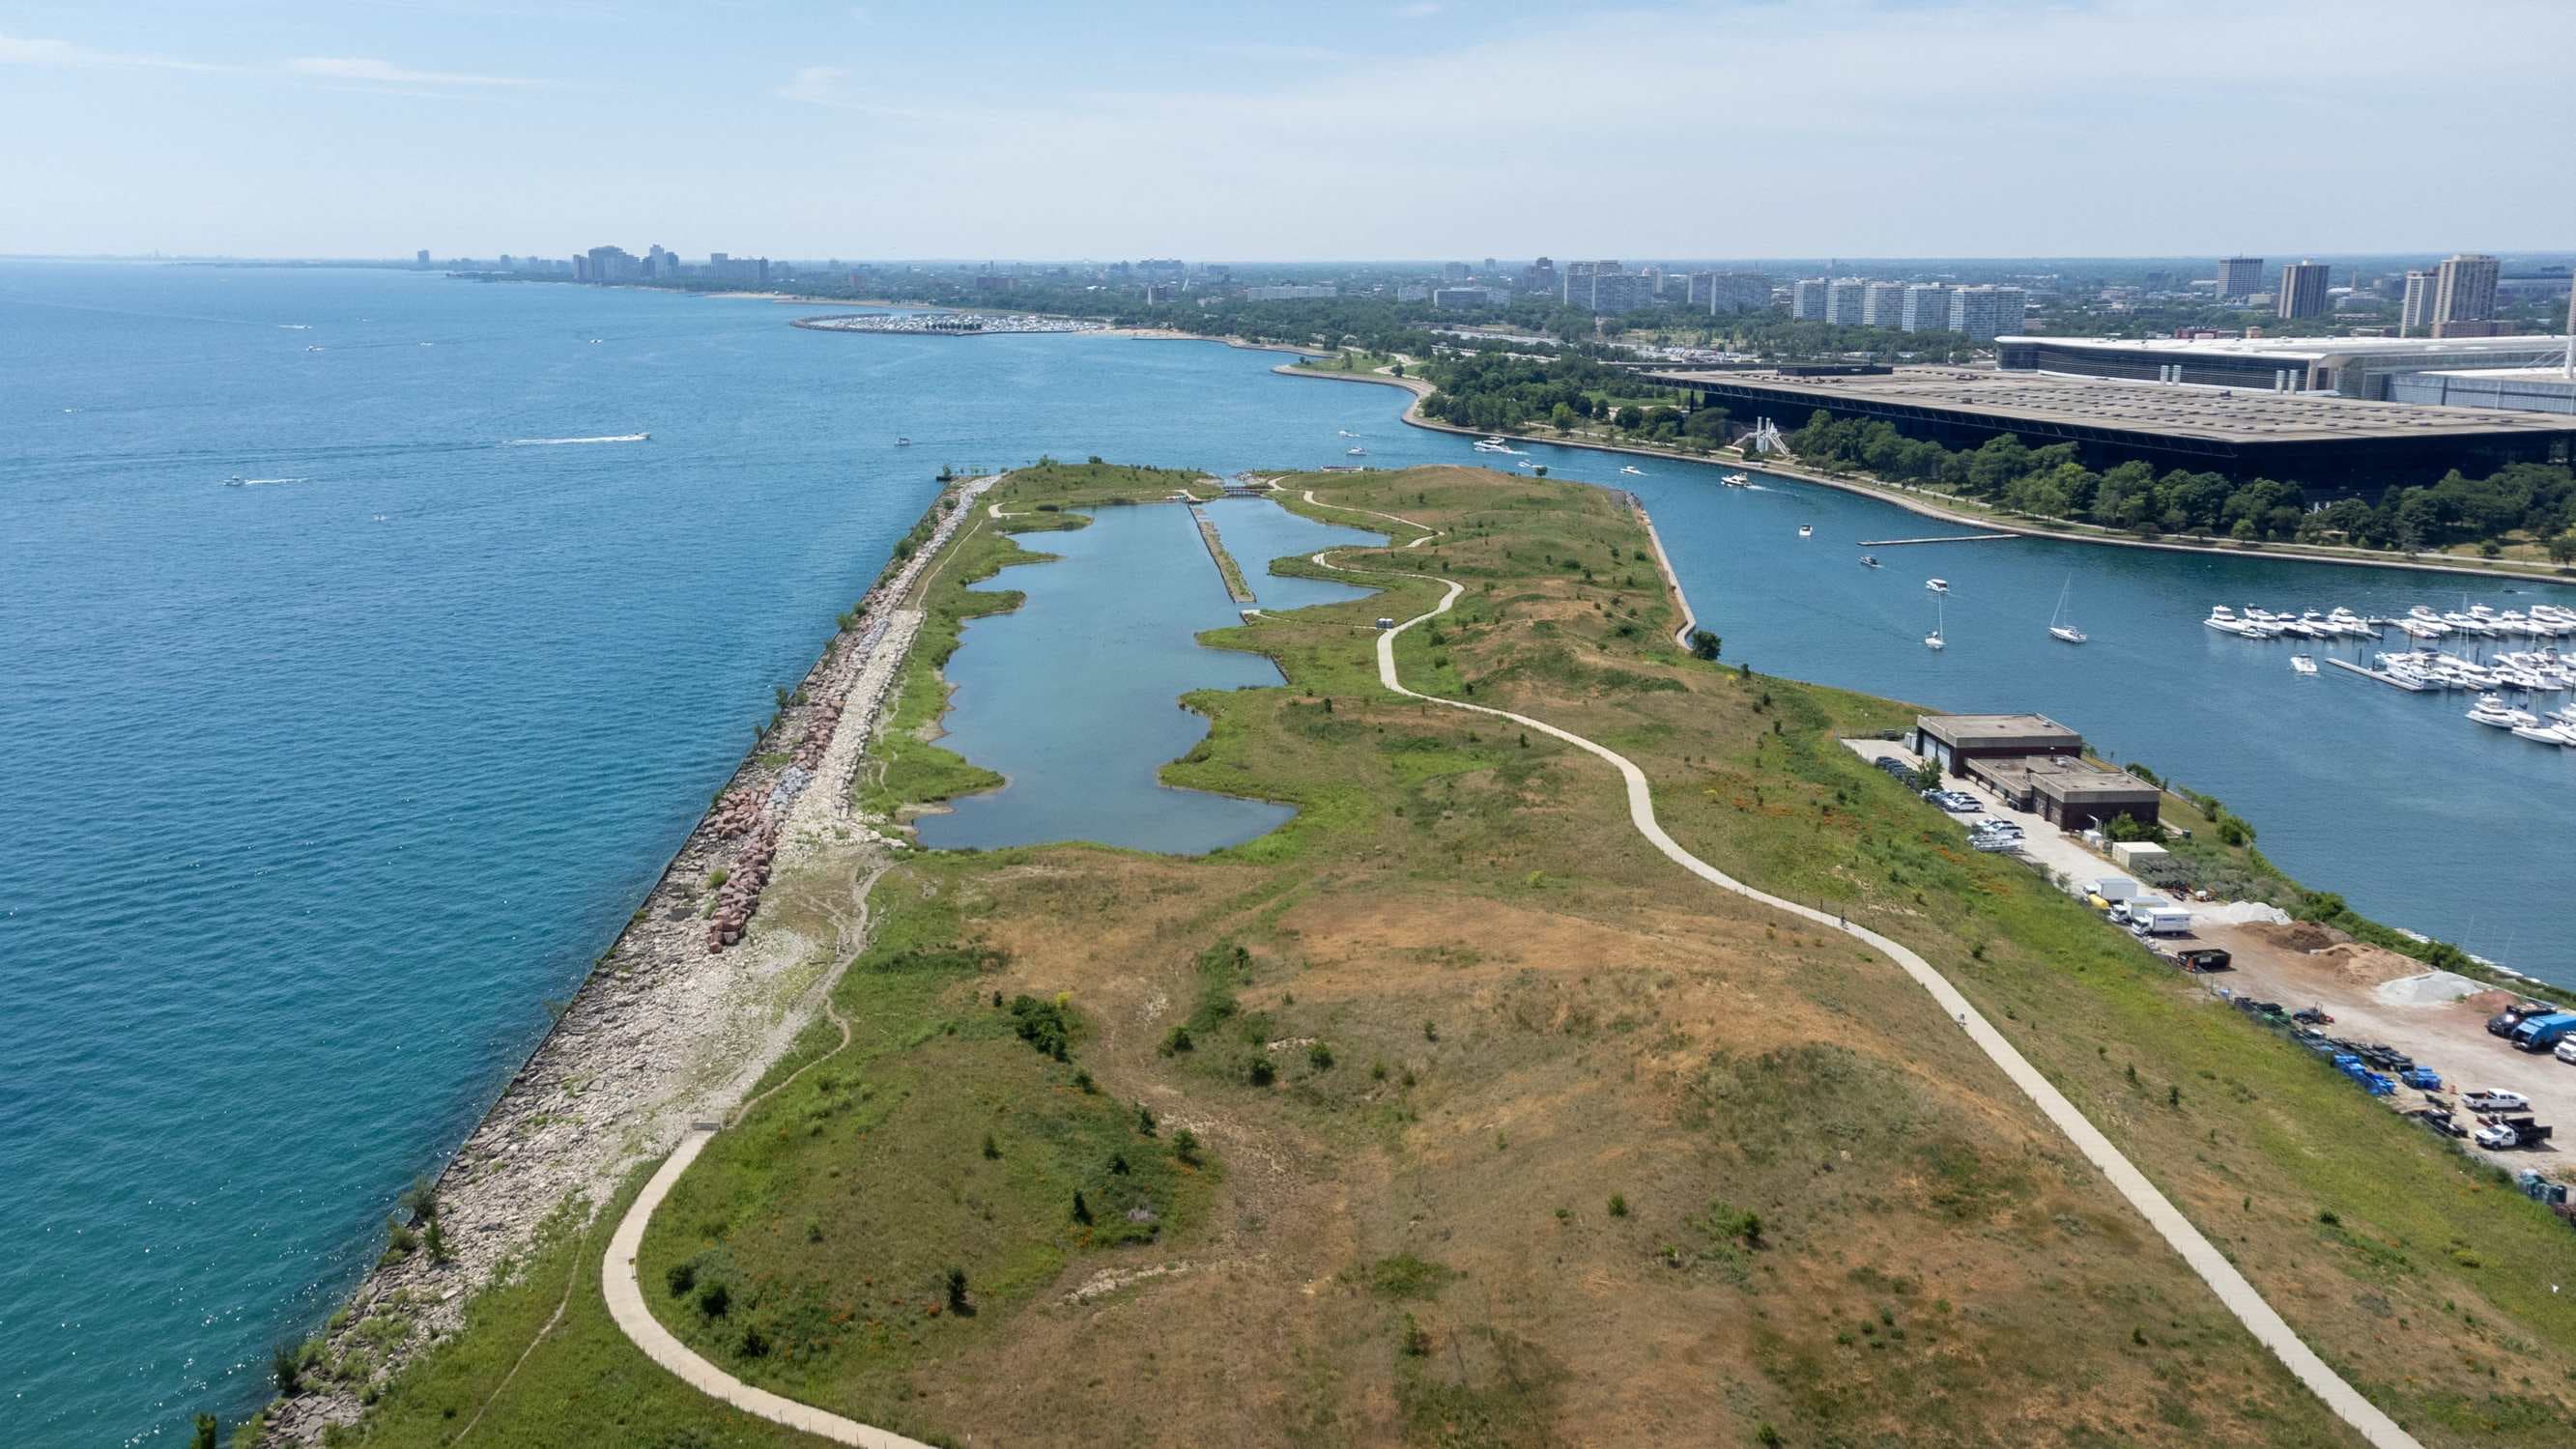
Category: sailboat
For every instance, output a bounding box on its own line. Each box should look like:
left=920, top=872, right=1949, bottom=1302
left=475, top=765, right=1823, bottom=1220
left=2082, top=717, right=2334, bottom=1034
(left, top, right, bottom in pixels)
left=1925, top=594, right=1946, bottom=651
left=2047, top=575, right=2087, bottom=644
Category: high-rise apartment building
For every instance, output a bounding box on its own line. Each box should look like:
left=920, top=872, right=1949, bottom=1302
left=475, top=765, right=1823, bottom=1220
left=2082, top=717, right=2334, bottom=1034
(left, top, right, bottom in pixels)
left=415, top=248, right=431, bottom=267
left=2216, top=256, right=2264, bottom=301
left=1589, top=270, right=1650, bottom=314
left=2400, top=270, right=2439, bottom=334
left=1823, top=277, right=1867, bottom=325
left=1524, top=256, right=1558, bottom=297
left=1901, top=284, right=1953, bottom=333
left=1861, top=281, right=1907, bottom=327
left=1948, top=285, right=2025, bottom=342
left=1791, top=278, right=1827, bottom=321
left=2275, top=260, right=2330, bottom=320
left=1561, top=261, right=1595, bottom=308
left=2434, top=253, right=2501, bottom=325
left=1691, top=271, right=1772, bottom=315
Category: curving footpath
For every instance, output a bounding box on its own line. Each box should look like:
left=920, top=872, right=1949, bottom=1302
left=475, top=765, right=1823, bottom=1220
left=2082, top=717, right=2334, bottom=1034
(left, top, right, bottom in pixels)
left=1314, top=533, right=2422, bottom=1449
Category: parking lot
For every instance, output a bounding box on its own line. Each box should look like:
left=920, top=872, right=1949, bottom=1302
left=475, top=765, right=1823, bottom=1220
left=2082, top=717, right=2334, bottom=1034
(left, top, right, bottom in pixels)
left=1845, top=735, right=2571, bottom=1170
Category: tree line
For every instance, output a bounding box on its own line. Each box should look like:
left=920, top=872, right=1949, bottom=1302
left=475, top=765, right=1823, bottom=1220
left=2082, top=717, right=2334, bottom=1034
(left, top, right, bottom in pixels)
left=1788, top=410, right=2576, bottom=555
left=1417, top=353, right=1732, bottom=448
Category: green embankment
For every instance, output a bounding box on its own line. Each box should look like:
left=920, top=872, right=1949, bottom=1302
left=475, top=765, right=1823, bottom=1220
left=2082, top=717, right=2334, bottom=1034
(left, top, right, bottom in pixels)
left=315, top=462, right=2574, bottom=1449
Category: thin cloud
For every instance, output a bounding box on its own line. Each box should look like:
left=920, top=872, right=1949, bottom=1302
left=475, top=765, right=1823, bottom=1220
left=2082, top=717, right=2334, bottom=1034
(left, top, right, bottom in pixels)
left=0, top=29, right=233, bottom=71
left=285, top=56, right=534, bottom=87
left=777, top=65, right=859, bottom=108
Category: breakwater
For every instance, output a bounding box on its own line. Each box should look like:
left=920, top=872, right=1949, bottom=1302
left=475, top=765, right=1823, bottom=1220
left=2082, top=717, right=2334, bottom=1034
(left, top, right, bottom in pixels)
left=268, top=475, right=994, bottom=1442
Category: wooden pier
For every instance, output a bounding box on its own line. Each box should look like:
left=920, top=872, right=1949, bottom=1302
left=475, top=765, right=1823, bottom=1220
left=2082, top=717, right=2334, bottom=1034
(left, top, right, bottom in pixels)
left=1853, top=532, right=2022, bottom=547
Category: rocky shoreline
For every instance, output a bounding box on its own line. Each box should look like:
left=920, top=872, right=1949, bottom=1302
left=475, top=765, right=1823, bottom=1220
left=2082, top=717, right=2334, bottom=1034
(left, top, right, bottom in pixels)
left=266, top=474, right=996, bottom=1443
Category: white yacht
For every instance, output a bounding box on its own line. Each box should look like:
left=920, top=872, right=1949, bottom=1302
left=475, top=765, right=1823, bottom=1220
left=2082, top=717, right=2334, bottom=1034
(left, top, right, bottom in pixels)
left=2047, top=575, right=2086, bottom=644
left=1346, top=446, right=1367, bottom=457
left=1720, top=473, right=1751, bottom=487
left=1797, top=525, right=1814, bottom=538
left=2467, top=694, right=2538, bottom=728
left=2512, top=722, right=2575, bottom=746
left=2204, top=606, right=2257, bottom=636
left=1472, top=437, right=1514, bottom=453
left=2290, top=654, right=2318, bottom=674
left=1339, top=429, right=1361, bottom=439
left=1619, top=465, right=1644, bottom=476
left=1926, top=578, right=1950, bottom=594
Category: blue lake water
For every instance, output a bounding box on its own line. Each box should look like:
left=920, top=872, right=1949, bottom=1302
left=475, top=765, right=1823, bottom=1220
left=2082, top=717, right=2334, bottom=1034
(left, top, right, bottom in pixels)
left=4, top=263, right=2572, bottom=1442
left=915, top=498, right=1379, bottom=853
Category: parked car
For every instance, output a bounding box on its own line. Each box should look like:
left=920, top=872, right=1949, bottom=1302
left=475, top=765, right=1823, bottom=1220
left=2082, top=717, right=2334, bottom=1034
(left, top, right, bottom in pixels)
left=2463, top=1090, right=2533, bottom=1115
left=2555, top=1037, right=2576, bottom=1065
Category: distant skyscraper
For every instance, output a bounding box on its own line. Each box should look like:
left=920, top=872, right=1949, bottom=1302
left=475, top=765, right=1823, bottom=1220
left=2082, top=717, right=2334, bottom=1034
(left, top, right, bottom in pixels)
left=1948, top=285, right=2025, bottom=342
left=1822, top=277, right=1867, bottom=325
left=1443, top=262, right=1471, bottom=281
left=2434, top=253, right=2501, bottom=325
left=1525, top=256, right=1558, bottom=297
left=415, top=248, right=430, bottom=267
left=1791, top=278, right=1828, bottom=321
left=2216, top=255, right=2264, bottom=301
left=1561, top=261, right=1594, bottom=307
left=1861, top=281, right=1907, bottom=327
left=1901, top=284, right=1953, bottom=332
left=2400, top=270, right=2439, bottom=334
left=2275, top=260, right=2330, bottom=320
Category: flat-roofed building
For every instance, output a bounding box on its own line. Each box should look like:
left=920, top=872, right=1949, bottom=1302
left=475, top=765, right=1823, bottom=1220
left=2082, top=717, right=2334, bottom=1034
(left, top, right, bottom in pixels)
left=1973, top=755, right=2164, bottom=830
left=1646, top=364, right=2576, bottom=498
left=1996, top=330, right=2576, bottom=400
left=1901, top=283, right=1952, bottom=332
left=1910, top=713, right=2086, bottom=774
left=2387, top=366, right=2576, bottom=416
left=1861, top=280, right=1906, bottom=327
left=1791, top=278, right=1827, bottom=321
left=2401, top=270, right=2439, bottom=334
left=1947, top=285, right=2024, bottom=342
left=2436, top=252, right=2501, bottom=325
left=1824, top=277, right=1867, bottom=325
left=2217, top=256, right=2264, bottom=300
left=1909, top=714, right=2159, bottom=829
left=2276, top=260, right=2330, bottom=320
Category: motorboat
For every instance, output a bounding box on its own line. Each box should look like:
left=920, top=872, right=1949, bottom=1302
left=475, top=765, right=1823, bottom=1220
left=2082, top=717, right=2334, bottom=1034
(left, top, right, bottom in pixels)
left=1926, top=578, right=1949, bottom=593
left=2466, top=694, right=2538, bottom=728
left=1797, top=526, right=1814, bottom=538
left=2204, top=606, right=2258, bottom=637
left=1515, top=458, right=1536, bottom=469
left=1472, top=437, right=1514, bottom=453
left=2047, top=575, right=2086, bottom=644
left=222, top=474, right=247, bottom=487
left=1346, top=446, right=1367, bottom=456
left=1859, top=554, right=1880, bottom=568
left=1720, top=473, right=1751, bottom=487
left=1619, top=465, right=1644, bottom=476
left=896, top=437, right=911, bottom=446
left=1339, top=429, right=1361, bottom=439
left=2290, top=655, right=2318, bottom=674
left=2511, top=723, right=2575, bottom=746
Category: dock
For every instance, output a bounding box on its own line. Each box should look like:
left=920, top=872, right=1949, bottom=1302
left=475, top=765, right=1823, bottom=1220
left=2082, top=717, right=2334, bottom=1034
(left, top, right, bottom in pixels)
left=1853, top=532, right=2022, bottom=547
left=1189, top=504, right=1256, bottom=604
left=2325, top=657, right=2430, bottom=691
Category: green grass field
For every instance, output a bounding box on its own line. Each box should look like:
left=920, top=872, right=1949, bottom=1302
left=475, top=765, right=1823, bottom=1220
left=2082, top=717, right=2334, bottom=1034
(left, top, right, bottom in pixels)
left=308, top=462, right=2576, bottom=1449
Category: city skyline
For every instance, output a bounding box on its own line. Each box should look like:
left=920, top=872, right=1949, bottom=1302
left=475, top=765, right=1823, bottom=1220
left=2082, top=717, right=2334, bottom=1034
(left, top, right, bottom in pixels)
left=5, top=0, right=2574, bottom=259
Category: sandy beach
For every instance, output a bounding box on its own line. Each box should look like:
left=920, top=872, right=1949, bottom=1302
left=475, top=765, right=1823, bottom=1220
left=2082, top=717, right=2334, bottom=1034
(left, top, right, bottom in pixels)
left=270, top=474, right=996, bottom=1442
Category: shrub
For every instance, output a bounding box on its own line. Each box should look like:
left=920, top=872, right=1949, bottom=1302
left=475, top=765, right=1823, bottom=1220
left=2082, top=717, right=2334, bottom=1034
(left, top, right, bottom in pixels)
left=1008, top=994, right=1073, bottom=1062
left=1159, top=1025, right=1194, bottom=1056
left=1073, top=1069, right=1097, bottom=1094
left=982, top=1132, right=1001, bottom=1161
left=271, top=1344, right=302, bottom=1395
left=1134, top=1102, right=1157, bottom=1137
left=1073, top=1190, right=1094, bottom=1226
left=737, top=1324, right=769, bottom=1358
left=1608, top=1194, right=1629, bottom=1218
left=697, top=1280, right=730, bottom=1318
left=945, top=1266, right=970, bottom=1313
left=1171, top=1127, right=1203, bottom=1166
left=1307, top=1042, right=1335, bottom=1071
left=666, top=1262, right=697, bottom=1296
left=1401, top=1314, right=1430, bottom=1356
left=1248, top=1057, right=1276, bottom=1087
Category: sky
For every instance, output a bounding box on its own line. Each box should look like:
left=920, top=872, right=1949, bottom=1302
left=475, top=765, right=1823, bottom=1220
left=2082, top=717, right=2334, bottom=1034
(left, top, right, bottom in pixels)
left=5, top=0, right=2574, bottom=262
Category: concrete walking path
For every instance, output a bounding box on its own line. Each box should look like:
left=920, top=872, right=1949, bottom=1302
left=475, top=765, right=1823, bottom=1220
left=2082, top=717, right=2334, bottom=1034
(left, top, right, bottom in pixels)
left=604, top=1132, right=937, bottom=1449
left=1315, top=538, right=2421, bottom=1449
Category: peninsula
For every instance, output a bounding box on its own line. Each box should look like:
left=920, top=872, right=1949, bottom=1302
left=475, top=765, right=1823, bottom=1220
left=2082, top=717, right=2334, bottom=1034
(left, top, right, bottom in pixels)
left=274, top=462, right=2576, bottom=1449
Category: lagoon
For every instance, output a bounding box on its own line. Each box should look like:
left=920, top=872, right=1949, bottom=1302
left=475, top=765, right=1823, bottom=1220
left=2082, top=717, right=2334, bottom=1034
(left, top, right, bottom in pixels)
left=915, top=498, right=1381, bottom=853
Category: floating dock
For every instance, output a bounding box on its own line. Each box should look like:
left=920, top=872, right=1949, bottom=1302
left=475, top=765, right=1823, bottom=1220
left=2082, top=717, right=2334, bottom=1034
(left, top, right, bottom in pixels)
left=2325, top=657, right=2430, bottom=692
left=1853, top=532, right=2022, bottom=547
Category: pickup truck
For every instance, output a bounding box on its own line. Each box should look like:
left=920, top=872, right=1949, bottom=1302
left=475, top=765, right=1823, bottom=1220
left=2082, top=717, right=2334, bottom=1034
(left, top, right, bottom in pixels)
left=2476, top=1119, right=2554, bottom=1151
left=2463, top=1090, right=2533, bottom=1115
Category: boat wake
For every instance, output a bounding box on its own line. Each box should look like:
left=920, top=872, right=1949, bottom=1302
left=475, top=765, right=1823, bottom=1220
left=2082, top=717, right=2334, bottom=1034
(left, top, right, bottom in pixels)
left=233, top=476, right=311, bottom=487
left=505, top=433, right=651, bottom=446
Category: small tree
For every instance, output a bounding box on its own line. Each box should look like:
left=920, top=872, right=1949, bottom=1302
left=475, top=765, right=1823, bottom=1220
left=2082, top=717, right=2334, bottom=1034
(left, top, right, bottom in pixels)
left=1072, top=1190, right=1094, bottom=1226
left=1172, top=1127, right=1203, bottom=1166
left=1910, top=758, right=1940, bottom=792
left=945, top=1266, right=970, bottom=1314
left=271, top=1344, right=302, bottom=1396
left=1687, top=629, right=1722, bottom=661
left=1134, top=1102, right=1157, bottom=1137
left=191, top=1414, right=219, bottom=1449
